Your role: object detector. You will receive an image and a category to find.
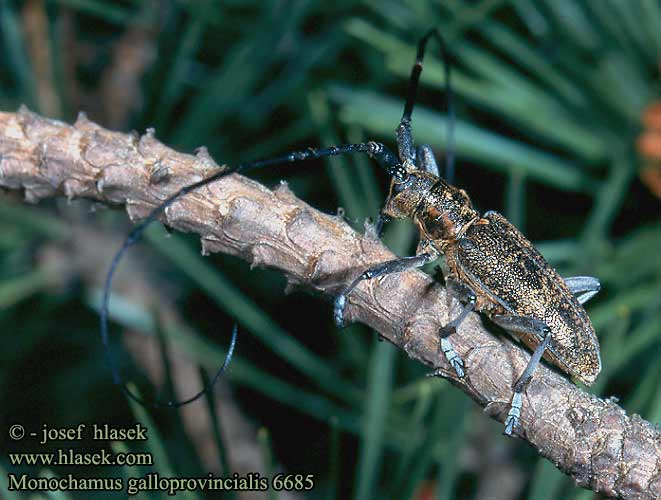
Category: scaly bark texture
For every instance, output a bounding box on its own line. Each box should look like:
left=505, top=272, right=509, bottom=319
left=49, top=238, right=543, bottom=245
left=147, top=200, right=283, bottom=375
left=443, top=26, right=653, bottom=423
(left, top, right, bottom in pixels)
left=1, top=108, right=660, bottom=499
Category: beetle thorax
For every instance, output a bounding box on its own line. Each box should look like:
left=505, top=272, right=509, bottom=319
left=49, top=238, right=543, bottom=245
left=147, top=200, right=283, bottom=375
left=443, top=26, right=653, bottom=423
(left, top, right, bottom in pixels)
left=414, top=178, right=479, bottom=242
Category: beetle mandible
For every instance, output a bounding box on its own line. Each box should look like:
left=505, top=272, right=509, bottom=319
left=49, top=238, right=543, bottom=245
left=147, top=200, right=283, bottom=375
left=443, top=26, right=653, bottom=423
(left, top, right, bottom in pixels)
left=101, top=29, right=601, bottom=435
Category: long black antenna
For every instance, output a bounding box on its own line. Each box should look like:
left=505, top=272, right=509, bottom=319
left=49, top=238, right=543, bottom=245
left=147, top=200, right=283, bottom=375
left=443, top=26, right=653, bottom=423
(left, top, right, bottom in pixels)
left=402, top=28, right=456, bottom=183
left=100, top=141, right=402, bottom=407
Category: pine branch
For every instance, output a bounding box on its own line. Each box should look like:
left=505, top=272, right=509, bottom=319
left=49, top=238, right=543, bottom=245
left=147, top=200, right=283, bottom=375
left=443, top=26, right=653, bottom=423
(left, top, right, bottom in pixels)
left=1, top=108, right=659, bottom=499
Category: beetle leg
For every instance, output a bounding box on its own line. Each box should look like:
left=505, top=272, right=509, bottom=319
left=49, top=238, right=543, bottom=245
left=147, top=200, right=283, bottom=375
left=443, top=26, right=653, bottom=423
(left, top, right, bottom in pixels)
left=491, top=315, right=550, bottom=338
left=564, top=276, right=601, bottom=305
left=372, top=211, right=392, bottom=240
left=416, top=144, right=440, bottom=177
left=438, top=302, right=473, bottom=378
left=428, top=278, right=477, bottom=378
left=445, top=277, right=477, bottom=306
left=491, top=315, right=552, bottom=435
left=334, top=251, right=439, bottom=327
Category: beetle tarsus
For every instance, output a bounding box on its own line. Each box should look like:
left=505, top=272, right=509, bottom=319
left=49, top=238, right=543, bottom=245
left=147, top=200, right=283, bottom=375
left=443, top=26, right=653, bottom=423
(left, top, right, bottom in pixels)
left=504, top=392, right=523, bottom=436
left=440, top=337, right=464, bottom=377
left=333, top=295, right=347, bottom=327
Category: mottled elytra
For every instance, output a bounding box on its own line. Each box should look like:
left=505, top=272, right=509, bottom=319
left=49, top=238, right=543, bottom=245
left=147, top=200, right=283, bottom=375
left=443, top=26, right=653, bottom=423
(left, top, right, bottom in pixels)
left=101, top=29, right=601, bottom=435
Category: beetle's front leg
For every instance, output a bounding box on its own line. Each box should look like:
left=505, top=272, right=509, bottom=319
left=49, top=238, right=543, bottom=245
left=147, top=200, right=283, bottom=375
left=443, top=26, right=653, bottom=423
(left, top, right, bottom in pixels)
left=370, top=211, right=392, bottom=240
left=490, top=315, right=552, bottom=436
left=334, top=248, right=439, bottom=327
left=428, top=278, right=477, bottom=379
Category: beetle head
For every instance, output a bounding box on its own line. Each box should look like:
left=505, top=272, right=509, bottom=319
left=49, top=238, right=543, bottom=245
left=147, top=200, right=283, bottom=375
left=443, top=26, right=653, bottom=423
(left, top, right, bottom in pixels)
left=383, top=170, right=438, bottom=219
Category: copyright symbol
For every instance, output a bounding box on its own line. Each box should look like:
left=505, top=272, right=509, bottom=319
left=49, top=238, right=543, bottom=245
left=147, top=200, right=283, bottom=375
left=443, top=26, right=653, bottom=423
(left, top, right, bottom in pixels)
left=9, top=424, right=25, bottom=441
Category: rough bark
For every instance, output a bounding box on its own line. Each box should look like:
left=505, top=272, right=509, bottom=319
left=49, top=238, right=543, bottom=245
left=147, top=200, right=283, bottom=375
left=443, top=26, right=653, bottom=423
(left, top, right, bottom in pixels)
left=1, top=108, right=660, bottom=499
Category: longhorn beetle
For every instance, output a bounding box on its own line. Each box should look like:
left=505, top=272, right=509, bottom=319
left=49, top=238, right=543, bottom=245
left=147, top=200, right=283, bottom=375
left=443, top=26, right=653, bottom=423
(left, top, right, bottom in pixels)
left=101, top=28, right=601, bottom=435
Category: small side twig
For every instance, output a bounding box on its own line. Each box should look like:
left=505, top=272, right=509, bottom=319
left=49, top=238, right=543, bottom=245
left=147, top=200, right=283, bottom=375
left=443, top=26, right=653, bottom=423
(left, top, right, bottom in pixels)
left=1, top=108, right=660, bottom=499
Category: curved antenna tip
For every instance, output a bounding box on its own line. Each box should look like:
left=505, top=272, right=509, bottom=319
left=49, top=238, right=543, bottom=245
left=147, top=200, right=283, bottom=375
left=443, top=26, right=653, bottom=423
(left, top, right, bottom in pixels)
left=113, top=323, right=239, bottom=410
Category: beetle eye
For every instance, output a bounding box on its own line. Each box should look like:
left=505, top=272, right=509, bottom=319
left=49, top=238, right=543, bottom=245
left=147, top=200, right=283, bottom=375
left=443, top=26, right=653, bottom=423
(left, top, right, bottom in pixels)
left=392, top=180, right=408, bottom=194
left=392, top=174, right=412, bottom=194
